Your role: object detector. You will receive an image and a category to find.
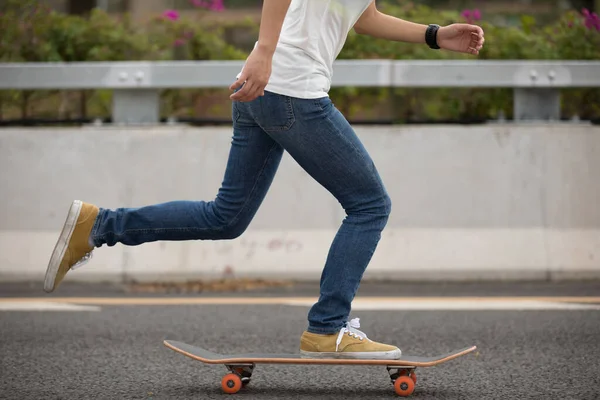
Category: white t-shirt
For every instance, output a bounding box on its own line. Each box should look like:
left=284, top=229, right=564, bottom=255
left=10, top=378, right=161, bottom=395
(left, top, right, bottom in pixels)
left=241, top=0, right=373, bottom=99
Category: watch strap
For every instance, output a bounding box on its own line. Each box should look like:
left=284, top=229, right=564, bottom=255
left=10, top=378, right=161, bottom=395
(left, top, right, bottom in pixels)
left=425, top=24, right=441, bottom=49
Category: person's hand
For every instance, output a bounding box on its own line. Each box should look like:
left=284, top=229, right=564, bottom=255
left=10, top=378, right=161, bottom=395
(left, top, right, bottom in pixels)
left=229, top=45, right=273, bottom=102
left=437, top=24, right=485, bottom=55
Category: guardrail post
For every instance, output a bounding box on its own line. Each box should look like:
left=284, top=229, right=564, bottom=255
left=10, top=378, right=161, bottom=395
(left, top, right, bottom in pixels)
left=513, top=88, right=561, bottom=121
left=112, top=89, right=160, bottom=124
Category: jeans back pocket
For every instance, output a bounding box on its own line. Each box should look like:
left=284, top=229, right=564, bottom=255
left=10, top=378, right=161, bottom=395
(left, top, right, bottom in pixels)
left=249, top=91, right=296, bottom=132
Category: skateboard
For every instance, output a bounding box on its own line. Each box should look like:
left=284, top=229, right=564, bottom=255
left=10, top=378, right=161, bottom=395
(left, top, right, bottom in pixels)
left=163, top=340, right=477, bottom=397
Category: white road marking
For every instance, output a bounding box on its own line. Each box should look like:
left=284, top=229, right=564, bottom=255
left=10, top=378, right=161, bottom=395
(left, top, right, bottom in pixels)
left=0, top=301, right=101, bottom=311
left=1, top=297, right=599, bottom=310
left=283, top=299, right=600, bottom=311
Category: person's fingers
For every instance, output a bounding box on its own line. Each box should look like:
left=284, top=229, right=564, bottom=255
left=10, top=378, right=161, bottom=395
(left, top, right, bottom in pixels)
left=470, top=34, right=479, bottom=48
left=231, top=80, right=258, bottom=102
left=229, top=72, right=247, bottom=91
left=473, top=34, right=484, bottom=50
left=230, top=82, right=249, bottom=100
left=469, top=29, right=484, bottom=43
left=244, top=82, right=265, bottom=102
left=468, top=24, right=484, bottom=37
left=469, top=29, right=484, bottom=53
left=231, top=76, right=269, bottom=102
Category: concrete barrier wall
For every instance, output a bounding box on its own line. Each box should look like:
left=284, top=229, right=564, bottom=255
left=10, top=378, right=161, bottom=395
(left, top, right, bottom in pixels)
left=1, top=123, right=599, bottom=282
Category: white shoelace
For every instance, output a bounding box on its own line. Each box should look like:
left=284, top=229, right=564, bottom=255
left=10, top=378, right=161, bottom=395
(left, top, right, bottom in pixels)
left=335, top=317, right=370, bottom=352
left=71, top=251, right=93, bottom=270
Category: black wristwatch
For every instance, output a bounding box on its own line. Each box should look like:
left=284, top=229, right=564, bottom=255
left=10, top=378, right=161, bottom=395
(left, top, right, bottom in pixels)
left=425, top=24, right=441, bottom=49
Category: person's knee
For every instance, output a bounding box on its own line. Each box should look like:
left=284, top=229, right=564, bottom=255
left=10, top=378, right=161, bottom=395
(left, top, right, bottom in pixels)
left=378, top=191, right=392, bottom=224
left=371, top=185, right=392, bottom=215
left=216, top=220, right=248, bottom=240
left=382, top=192, right=392, bottom=218
left=208, top=198, right=254, bottom=239
left=346, top=188, right=391, bottom=225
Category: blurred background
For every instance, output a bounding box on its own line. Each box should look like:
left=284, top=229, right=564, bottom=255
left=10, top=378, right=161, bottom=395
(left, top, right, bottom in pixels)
left=0, top=0, right=599, bottom=283
left=1, top=3, right=599, bottom=399
left=0, top=0, right=598, bottom=125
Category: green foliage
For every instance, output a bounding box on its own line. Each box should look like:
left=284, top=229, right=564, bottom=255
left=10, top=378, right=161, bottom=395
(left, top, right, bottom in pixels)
left=548, top=10, right=600, bottom=60
left=145, top=14, right=247, bottom=61
left=0, top=1, right=598, bottom=122
left=0, top=2, right=245, bottom=63
left=334, top=2, right=600, bottom=122
left=0, top=1, right=58, bottom=62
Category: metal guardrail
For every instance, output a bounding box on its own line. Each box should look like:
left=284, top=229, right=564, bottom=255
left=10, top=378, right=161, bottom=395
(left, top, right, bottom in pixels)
left=1, top=60, right=599, bottom=124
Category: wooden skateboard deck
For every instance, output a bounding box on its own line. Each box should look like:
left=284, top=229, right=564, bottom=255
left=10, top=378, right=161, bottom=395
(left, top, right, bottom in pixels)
left=164, top=340, right=477, bottom=397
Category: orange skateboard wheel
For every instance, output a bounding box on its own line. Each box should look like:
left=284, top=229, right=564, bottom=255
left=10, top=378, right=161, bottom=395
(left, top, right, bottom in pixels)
left=221, top=373, right=243, bottom=394
left=394, top=376, right=415, bottom=397
left=399, top=370, right=417, bottom=384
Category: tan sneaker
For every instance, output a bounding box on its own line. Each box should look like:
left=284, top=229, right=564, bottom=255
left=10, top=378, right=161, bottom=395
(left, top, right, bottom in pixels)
left=44, top=200, right=99, bottom=293
left=300, top=317, right=401, bottom=359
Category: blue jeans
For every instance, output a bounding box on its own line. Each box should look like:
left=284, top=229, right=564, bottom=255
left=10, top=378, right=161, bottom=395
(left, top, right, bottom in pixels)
left=90, top=91, right=391, bottom=334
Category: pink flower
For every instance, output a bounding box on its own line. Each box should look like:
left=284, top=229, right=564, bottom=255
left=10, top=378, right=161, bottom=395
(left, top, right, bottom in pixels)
left=582, top=8, right=600, bottom=31
left=585, top=18, right=593, bottom=29
left=162, top=9, right=180, bottom=21
left=592, top=13, right=600, bottom=31
left=461, top=9, right=481, bottom=24
left=173, top=38, right=186, bottom=47
left=209, top=0, right=225, bottom=11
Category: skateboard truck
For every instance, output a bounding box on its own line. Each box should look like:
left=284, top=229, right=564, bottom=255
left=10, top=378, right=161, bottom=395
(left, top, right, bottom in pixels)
left=224, top=363, right=254, bottom=389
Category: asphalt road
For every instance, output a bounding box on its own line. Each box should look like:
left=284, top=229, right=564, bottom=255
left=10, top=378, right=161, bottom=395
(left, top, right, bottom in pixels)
left=1, top=281, right=599, bottom=399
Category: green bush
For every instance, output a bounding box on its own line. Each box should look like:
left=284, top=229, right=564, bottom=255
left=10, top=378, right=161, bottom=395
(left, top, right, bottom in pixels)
left=0, top=1, right=249, bottom=119
left=332, top=1, right=600, bottom=122
left=0, top=1, right=598, bottom=122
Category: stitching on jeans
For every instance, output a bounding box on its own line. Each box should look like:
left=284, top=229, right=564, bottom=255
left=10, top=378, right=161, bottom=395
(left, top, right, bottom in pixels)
left=313, top=98, right=323, bottom=111
left=261, top=96, right=296, bottom=132
left=90, top=212, right=102, bottom=243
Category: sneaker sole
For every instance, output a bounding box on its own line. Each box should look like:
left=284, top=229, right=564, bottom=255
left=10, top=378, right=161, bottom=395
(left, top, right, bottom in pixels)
left=300, top=348, right=402, bottom=360
left=43, top=200, right=82, bottom=293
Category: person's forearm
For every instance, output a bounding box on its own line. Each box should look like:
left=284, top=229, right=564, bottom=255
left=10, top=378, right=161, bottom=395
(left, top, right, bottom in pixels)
left=257, top=0, right=292, bottom=54
left=355, top=10, right=428, bottom=43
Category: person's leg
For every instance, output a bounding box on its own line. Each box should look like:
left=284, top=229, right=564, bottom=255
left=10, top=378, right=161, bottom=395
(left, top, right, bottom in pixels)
left=44, top=100, right=284, bottom=292
left=247, top=92, right=398, bottom=358
left=90, top=104, right=283, bottom=247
